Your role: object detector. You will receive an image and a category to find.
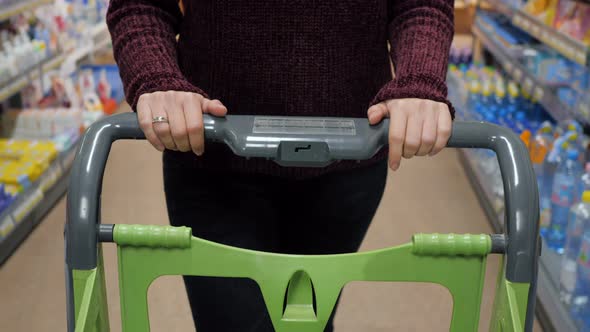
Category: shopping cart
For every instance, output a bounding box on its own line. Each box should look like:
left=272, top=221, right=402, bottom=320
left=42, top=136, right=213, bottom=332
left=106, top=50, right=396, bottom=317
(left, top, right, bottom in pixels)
left=64, top=112, right=540, bottom=332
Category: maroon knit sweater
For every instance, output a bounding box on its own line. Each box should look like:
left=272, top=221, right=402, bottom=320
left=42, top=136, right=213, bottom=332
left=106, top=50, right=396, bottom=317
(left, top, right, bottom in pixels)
left=107, top=0, right=455, bottom=178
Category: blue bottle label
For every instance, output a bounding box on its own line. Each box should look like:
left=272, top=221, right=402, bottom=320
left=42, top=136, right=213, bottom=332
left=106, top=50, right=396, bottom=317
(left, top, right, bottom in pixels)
left=552, top=177, right=576, bottom=206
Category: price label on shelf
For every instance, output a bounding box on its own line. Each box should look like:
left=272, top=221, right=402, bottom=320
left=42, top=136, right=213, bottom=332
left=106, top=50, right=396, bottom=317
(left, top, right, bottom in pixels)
left=575, top=50, right=586, bottom=64
left=523, top=20, right=531, bottom=30
left=533, top=87, right=544, bottom=101
left=548, top=37, right=559, bottom=51
left=513, top=15, right=521, bottom=26
left=579, top=102, right=590, bottom=120
left=539, top=30, right=551, bottom=45
left=513, top=68, right=523, bottom=82
left=565, top=46, right=574, bottom=59
left=531, top=24, right=540, bottom=36
left=523, top=78, right=534, bottom=94
left=502, top=60, right=513, bottom=74
left=39, top=166, right=59, bottom=193
left=12, top=189, right=44, bottom=224
left=0, top=216, right=15, bottom=238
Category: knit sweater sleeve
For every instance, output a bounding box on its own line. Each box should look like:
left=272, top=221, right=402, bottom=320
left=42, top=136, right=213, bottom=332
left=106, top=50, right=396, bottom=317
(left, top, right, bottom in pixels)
left=373, top=0, right=455, bottom=117
left=106, top=0, right=206, bottom=110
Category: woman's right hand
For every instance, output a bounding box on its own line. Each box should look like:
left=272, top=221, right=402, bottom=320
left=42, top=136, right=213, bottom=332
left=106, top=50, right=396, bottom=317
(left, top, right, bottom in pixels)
left=137, top=91, right=227, bottom=155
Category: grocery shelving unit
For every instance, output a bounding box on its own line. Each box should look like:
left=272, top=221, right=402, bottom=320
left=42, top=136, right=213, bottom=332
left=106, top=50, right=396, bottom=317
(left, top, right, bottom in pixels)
left=455, top=8, right=588, bottom=325
left=512, top=11, right=589, bottom=66
left=0, top=0, right=53, bottom=21
left=0, top=53, right=66, bottom=103
left=472, top=18, right=574, bottom=124
left=0, top=21, right=110, bottom=103
left=0, top=4, right=113, bottom=263
left=0, top=140, right=78, bottom=265
left=483, top=1, right=590, bottom=66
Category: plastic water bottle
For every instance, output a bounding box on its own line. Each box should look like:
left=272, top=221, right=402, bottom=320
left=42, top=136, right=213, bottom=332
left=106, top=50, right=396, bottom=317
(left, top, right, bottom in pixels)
left=541, top=140, right=569, bottom=237
left=571, top=229, right=590, bottom=329
left=547, top=149, right=583, bottom=253
left=582, top=163, right=590, bottom=193
left=531, top=122, right=554, bottom=234
left=561, top=191, right=590, bottom=305
left=466, top=80, right=481, bottom=121
left=506, top=81, right=519, bottom=114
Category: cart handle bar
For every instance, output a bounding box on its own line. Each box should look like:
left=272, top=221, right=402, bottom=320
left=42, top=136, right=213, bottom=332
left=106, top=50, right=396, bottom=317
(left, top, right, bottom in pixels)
left=66, top=112, right=539, bottom=283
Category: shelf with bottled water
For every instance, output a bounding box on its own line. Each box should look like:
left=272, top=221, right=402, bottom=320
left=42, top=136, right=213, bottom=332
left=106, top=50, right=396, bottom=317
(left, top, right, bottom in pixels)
left=486, top=0, right=590, bottom=67
left=448, top=61, right=588, bottom=330
left=472, top=11, right=589, bottom=127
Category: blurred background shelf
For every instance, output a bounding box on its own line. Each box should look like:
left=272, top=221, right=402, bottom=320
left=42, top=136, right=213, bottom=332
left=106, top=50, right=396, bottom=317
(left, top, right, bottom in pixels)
left=0, top=0, right=52, bottom=21
left=484, top=1, right=590, bottom=66
left=0, top=140, right=78, bottom=265
left=472, top=18, right=577, bottom=124
left=0, top=53, right=66, bottom=103
left=512, top=10, right=589, bottom=66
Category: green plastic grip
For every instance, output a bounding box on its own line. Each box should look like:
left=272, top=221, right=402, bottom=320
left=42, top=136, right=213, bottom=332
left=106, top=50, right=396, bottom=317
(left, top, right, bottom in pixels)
left=412, top=233, right=491, bottom=256
left=113, top=225, right=192, bottom=249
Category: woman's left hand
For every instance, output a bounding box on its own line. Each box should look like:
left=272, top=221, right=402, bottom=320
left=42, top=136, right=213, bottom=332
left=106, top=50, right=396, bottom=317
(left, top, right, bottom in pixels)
left=368, top=98, right=452, bottom=171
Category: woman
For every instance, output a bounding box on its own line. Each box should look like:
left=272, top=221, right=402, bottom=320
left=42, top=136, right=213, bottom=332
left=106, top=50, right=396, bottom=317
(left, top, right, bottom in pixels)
left=107, top=1, right=454, bottom=331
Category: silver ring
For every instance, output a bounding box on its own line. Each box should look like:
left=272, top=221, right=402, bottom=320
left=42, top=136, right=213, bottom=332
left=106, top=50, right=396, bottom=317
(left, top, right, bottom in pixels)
left=152, top=116, right=169, bottom=124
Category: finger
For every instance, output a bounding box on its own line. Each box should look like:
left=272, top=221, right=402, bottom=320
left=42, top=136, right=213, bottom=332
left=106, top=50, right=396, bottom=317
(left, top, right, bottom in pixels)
left=367, top=103, right=388, bottom=125
left=430, top=108, right=452, bottom=156
left=416, top=106, right=437, bottom=156
left=403, top=110, right=423, bottom=159
left=167, top=103, right=190, bottom=152
left=137, top=99, right=165, bottom=151
left=184, top=95, right=205, bottom=155
left=202, top=99, right=228, bottom=117
left=389, top=105, right=407, bottom=171
left=151, top=101, right=177, bottom=151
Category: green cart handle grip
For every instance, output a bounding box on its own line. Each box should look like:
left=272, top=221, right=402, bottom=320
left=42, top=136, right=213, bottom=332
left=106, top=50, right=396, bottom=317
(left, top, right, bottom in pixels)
left=65, top=112, right=539, bottom=330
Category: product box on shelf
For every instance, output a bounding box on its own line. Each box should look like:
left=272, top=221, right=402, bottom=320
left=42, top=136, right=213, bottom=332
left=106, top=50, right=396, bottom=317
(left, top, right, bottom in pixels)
left=553, top=0, right=590, bottom=45
left=523, top=0, right=560, bottom=25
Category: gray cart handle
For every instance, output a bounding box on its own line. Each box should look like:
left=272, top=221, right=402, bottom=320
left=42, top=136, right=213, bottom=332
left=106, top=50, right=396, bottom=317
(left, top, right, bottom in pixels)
left=65, top=112, right=539, bottom=327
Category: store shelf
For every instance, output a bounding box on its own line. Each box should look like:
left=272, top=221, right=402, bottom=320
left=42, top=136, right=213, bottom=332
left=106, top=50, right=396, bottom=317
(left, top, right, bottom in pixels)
left=59, top=22, right=110, bottom=76
left=0, top=22, right=110, bottom=103
left=485, top=2, right=590, bottom=66
left=0, top=140, right=78, bottom=265
left=458, top=144, right=577, bottom=332
left=537, top=242, right=579, bottom=332
left=512, top=10, right=589, bottom=67
left=483, top=0, right=513, bottom=17
left=472, top=19, right=576, bottom=124
left=0, top=0, right=52, bottom=21
left=0, top=53, right=66, bottom=103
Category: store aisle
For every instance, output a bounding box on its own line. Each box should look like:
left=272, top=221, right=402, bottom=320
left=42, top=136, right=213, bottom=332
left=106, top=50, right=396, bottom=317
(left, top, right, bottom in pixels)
left=0, top=105, right=542, bottom=331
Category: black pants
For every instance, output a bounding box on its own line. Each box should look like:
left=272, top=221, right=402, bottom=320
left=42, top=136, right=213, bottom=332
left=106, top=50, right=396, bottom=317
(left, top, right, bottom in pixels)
left=163, top=160, right=388, bottom=332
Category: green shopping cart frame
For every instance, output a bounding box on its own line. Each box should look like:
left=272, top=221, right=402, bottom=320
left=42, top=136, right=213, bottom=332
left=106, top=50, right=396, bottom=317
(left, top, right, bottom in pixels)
left=65, top=113, right=540, bottom=331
